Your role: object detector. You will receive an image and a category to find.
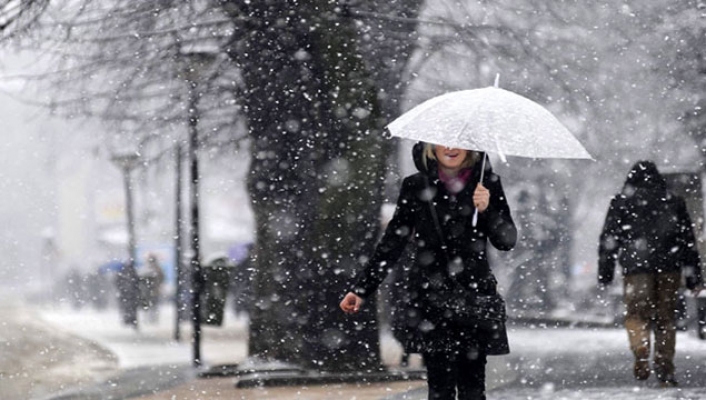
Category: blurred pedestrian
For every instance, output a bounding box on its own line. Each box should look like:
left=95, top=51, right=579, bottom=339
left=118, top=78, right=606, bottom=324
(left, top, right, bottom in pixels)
left=340, top=142, right=517, bottom=400
left=65, top=267, right=86, bottom=310
left=115, top=261, right=140, bottom=330
left=230, top=244, right=254, bottom=317
left=598, top=160, right=704, bottom=387
left=141, top=254, right=165, bottom=323
left=86, top=272, right=109, bottom=310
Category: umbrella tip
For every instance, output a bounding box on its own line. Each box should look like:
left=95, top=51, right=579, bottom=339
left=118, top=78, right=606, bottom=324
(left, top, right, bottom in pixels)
left=494, top=73, right=500, bottom=88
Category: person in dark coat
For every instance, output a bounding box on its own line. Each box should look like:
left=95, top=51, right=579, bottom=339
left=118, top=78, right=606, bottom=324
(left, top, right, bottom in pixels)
left=231, top=244, right=255, bottom=317
left=598, top=160, right=704, bottom=387
left=115, top=261, right=140, bottom=330
left=340, top=142, right=517, bottom=400
left=141, top=254, right=165, bottom=323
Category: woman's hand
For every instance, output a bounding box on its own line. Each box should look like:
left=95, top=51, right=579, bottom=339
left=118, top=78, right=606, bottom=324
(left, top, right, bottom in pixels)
left=340, top=292, right=363, bottom=314
left=473, top=183, right=490, bottom=212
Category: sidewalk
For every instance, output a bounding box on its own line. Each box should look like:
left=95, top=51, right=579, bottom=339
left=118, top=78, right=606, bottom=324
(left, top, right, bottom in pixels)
left=38, top=304, right=437, bottom=399
left=36, top=301, right=706, bottom=399
left=40, top=304, right=248, bottom=370
left=50, top=301, right=706, bottom=399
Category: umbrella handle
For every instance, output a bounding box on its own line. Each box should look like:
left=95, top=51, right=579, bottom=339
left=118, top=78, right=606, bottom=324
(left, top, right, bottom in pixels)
left=472, top=153, right=488, bottom=227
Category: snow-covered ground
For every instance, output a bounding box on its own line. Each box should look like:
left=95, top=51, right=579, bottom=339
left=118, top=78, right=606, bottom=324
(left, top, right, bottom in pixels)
left=5, top=291, right=706, bottom=400
left=0, top=297, right=118, bottom=400
left=489, top=325, right=706, bottom=400
left=38, top=303, right=249, bottom=370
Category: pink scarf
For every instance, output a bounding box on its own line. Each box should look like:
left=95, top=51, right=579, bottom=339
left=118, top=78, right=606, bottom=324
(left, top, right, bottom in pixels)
left=438, top=168, right=472, bottom=194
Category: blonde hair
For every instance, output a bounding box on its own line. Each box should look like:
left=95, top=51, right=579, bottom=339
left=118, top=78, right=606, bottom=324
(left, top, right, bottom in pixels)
left=423, top=143, right=481, bottom=170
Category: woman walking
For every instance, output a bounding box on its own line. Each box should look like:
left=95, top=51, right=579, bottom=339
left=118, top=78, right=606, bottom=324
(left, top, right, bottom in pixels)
left=340, top=142, right=517, bottom=399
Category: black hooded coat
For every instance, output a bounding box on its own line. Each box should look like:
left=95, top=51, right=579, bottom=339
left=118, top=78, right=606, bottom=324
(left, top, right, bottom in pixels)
left=598, top=161, right=702, bottom=289
left=351, top=142, right=517, bottom=355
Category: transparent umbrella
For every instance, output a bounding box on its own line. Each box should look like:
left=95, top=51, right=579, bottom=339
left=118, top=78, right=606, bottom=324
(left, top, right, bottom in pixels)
left=387, top=83, right=592, bottom=225
left=387, top=86, right=592, bottom=162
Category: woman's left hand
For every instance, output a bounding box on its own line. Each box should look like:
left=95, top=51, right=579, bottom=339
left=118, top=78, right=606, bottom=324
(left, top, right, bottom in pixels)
left=474, top=183, right=490, bottom=212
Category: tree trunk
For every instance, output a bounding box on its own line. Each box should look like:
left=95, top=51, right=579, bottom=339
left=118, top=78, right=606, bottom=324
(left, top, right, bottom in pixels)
left=220, top=0, right=420, bottom=371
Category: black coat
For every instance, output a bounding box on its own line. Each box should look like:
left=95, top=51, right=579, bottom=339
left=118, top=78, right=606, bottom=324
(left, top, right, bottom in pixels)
left=598, top=161, right=703, bottom=289
left=351, top=144, right=517, bottom=355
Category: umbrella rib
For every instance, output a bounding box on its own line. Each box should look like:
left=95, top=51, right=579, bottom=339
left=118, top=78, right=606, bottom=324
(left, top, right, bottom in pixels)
left=458, top=119, right=471, bottom=149
left=493, top=130, right=507, bottom=163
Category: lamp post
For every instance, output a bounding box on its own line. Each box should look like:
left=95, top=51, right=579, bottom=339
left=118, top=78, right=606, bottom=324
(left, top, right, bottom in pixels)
left=174, top=143, right=183, bottom=342
left=181, top=49, right=217, bottom=367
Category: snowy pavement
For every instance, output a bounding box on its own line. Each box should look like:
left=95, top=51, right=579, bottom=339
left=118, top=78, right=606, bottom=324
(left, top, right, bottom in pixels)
left=0, top=297, right=118, bottom=400
left=15, top=299, right=706, bottom=399
left=34, top=302, right=427, bottom=399
left=34, top=303, right=251, bottom=399
left=99, top=321, right=706, bottom=400
left=38, top=303, right=249, bottom=370
left=488, top=326, right=706, bottom=400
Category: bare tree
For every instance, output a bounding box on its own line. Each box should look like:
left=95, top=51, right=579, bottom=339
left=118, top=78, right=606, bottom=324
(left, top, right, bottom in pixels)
left=0, top=0, right=49, bottom=42
left=656, top=1, right=706, bottom=168
left=10, top=0, right=425, bottom=372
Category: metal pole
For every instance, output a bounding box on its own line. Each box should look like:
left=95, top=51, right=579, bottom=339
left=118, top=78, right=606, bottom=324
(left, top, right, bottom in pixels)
left=174, top=143, right=183, bottom=342
left=124, top=165, right=139, bottom=331
left=124, top=167, right=137, bottom=265
left=187, top=79, right=203, bottom=367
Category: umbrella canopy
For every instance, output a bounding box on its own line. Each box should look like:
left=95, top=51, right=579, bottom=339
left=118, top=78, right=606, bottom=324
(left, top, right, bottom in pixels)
left=387, top=87, right=592, bottom=161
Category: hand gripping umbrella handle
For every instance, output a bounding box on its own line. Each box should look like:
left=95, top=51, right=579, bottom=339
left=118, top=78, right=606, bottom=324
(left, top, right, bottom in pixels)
left=472, top=153, right=487, bottom=227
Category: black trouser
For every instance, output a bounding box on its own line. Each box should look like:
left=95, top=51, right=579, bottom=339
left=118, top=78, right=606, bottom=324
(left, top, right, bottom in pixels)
left=423, top=348, right=487, bottom=400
